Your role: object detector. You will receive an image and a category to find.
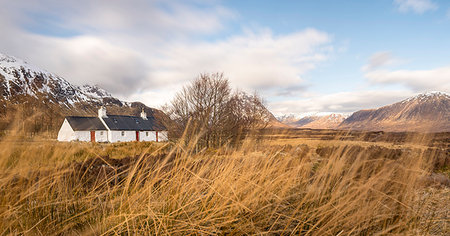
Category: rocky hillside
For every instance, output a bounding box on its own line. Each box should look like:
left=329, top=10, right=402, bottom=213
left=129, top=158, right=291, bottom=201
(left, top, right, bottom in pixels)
left=339, top=92, right=450, bottom=132
left=301, top=114, right=346, bottom=129
left=0, top=53, right=167, bottom=134
left=278, top=114, right=346, bottom=129
left=276, top=114, right=301, bottom=126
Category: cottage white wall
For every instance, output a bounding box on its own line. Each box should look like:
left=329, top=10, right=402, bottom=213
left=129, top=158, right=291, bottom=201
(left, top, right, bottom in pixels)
left=95, top=130, right=108, bottom=142
left=137, top=131, right=168, bottom=142
left=139, top=131, right=156, bottom=141
left=57, top=119, right=75, bottom=141
left=109, top=130, right=137, bottom=142
left=74, top=131, right=91, bottom=142
left=58, top=116, right=168, bottom=143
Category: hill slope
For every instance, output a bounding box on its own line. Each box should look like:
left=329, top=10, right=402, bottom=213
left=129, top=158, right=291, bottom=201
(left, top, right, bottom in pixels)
left=339, top=92, right=450, bottom=132
left=278, top=114, right=346, bottom=129
left=301, top=114, right=346, bottom=129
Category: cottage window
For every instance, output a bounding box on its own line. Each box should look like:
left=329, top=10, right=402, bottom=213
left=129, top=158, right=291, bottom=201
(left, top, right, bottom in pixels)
left=100, top=131, right=104, bottom=135
left=121, top=131, right=125, bottom=136
left=146, top=131, right=149, bottom=136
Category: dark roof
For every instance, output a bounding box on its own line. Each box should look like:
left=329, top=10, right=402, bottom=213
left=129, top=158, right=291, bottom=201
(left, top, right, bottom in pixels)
left=66, top=116, right=107, bottom=131
left=101, top=115, right=166, bottom=131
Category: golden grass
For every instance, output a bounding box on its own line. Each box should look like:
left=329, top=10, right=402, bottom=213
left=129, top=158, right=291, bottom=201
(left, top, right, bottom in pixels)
left=0, top=130, right=448, bottom=235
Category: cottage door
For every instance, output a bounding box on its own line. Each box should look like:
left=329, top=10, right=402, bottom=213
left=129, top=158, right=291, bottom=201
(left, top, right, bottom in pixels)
left=90, top=131, right=95, bottom=142
left=136, top=131, right=139, bottom=141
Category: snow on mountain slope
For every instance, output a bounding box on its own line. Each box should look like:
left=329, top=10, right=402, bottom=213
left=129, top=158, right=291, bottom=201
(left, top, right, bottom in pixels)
left=400, top=91, right=449, bottom=104
left=276, top=114, right=302, bottom=125
left=0, top=52, right=122, bottom=107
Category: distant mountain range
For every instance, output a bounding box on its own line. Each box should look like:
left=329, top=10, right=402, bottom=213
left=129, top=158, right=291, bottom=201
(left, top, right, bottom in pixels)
left=339, top=91, right=449, bottom=132
left=278, top=92, right=450, bottom=132
left=278, top=114, right=347, bottom=129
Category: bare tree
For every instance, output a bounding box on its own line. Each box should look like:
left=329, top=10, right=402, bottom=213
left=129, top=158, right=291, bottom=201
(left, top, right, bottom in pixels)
left=165, top=73, right=270, bottom=148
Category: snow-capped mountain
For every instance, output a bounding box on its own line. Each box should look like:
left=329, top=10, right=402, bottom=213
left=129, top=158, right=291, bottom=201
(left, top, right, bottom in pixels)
left=0, top=53, right=125, bottom=107
left=400, top=91, right=449, bottom=104
left=0, top=53, right=166, bottom=133
left=276, top=114, right=302, bottom=125
left=339, top=91, right=450, bottom=132
left=278, top=92, right=449, bottom=132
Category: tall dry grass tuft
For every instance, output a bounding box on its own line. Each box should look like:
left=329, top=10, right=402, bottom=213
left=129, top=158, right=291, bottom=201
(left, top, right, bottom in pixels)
left=0, top=128, right=448, bottom=235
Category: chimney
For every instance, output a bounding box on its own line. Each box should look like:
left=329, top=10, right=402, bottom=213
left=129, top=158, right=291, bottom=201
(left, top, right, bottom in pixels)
left=140, top=108, right=148, bottom=120
left=98, top=106, right=108, bottom=118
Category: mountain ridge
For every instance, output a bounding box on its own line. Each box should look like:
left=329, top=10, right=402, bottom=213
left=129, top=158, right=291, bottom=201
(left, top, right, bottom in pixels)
left=0, top=52, right=122, bottom=107
left=339, top=91, right=450, bottom=132
left=277, top=92, right=449, bottom=132
left=277, top=113, right=347, bottom=129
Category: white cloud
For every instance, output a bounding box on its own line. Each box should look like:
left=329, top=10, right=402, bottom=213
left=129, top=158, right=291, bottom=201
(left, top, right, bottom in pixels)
left=1, top=0, right=234, bottom=38
left=394, top=0, right=438, bottom=14
left=128, top=28, right=333, bottom=106
left=362, top=51, right=406, bottom=72
left=268, top=90, right=415, bottom=116
left=149, top=28, right=332, bottom=92
left=365, top=66, right=450, bottom=92
left=362, top=52, right=449, bottom=93
left=362, top=51, right=394, bottom=71
left=0, top=0, right=334, bottom=106
left=0, top=0, right=236, bottom=97
left=0, top=26, right=152, bottom=96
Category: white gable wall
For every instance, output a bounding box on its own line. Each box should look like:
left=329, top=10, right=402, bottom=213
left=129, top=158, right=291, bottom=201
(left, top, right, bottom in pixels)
left=57, top=119, right=75, bottom=141
left=98, top=115, right=111, bottom=142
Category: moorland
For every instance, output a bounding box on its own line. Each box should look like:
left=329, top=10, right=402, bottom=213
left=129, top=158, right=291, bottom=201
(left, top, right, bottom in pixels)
left=0, top=128, right=448, bottom=235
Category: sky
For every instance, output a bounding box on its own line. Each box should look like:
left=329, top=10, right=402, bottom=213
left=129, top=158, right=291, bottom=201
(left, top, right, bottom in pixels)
left=0, top=0, right=449, bottom=117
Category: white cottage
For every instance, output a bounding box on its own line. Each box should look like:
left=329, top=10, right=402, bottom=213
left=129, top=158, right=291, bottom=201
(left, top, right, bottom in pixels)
left=57, top=107, right=168, bottom=142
